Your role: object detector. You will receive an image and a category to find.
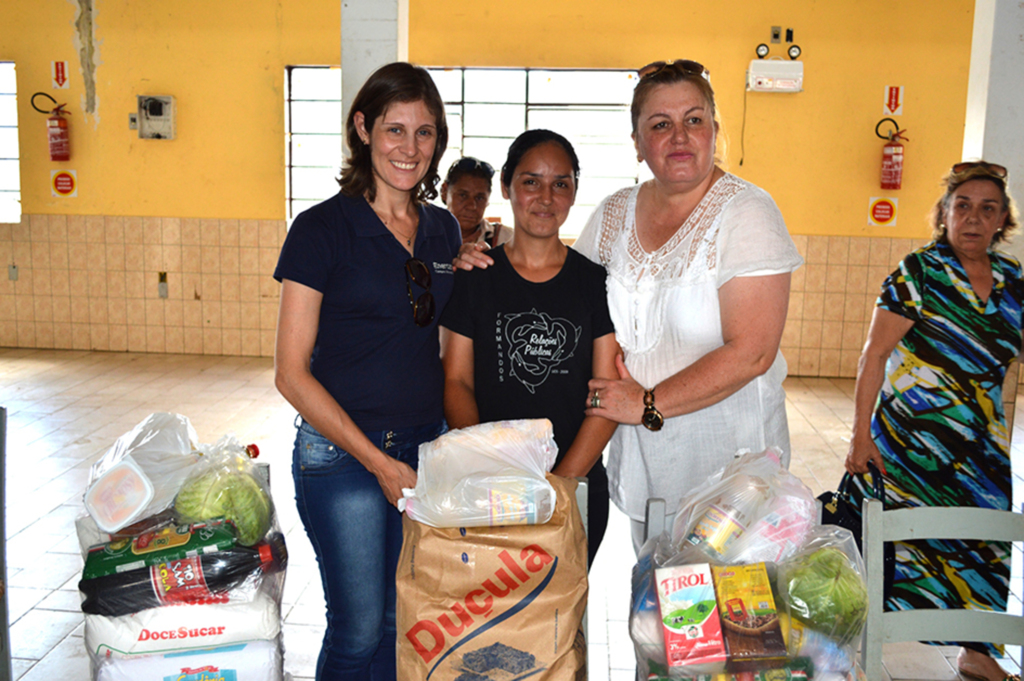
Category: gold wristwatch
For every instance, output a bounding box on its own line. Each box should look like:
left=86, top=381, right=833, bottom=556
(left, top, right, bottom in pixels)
left=642, top=388, right=664, bottom=431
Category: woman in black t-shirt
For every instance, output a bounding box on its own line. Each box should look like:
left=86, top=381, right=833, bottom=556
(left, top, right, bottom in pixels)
left=439, top=130, right=619, bottom=566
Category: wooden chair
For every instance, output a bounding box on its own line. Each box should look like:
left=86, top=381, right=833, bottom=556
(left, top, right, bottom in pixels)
left=859, top=498, right=1024, bottom=679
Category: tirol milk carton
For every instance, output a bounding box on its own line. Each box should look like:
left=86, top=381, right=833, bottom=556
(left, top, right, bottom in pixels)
left=654, top=564, right=726, bottom=673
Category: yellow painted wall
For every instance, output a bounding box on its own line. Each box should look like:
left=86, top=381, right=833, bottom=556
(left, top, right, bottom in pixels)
left=0, top=0, right=975, bottom=233
left=1, top=0, right=339, bottom=220
left=0, top=0, right=989, bottom=369
left=411, top=0, right=976, bottom=239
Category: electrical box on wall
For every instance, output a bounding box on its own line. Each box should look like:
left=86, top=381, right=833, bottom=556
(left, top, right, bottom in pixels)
left=137, top=95, right=175, bottom=139
left=746, top=60, right=803, bottom=92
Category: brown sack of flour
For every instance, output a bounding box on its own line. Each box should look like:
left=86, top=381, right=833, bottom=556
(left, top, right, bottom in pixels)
left=397, top=474, right=587, bottom=681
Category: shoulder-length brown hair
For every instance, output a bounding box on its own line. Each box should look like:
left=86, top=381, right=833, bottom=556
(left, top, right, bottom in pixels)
left=338, top=62, right=448, bottom=203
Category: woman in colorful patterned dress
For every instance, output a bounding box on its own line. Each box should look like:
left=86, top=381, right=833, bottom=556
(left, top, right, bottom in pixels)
left=845, top=161, right=1021, bottom=681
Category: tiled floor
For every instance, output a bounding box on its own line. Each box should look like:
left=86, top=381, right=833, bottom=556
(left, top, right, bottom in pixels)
left=0, top=349, right=1021, bottom=680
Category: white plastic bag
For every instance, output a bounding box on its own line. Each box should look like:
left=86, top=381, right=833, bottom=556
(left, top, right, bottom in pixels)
left=94, top=639, right=282, bottom=681
left=85, top=413, right=199, bottom=533
left=400, top=419, right=558, bottom=527
left=670, top=448, right=816, bottom=564
left=84, top=595, right=281, bottom=659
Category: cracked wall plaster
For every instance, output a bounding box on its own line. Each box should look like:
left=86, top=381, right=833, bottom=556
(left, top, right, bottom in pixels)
left=71, top=0, right=100, bottom=125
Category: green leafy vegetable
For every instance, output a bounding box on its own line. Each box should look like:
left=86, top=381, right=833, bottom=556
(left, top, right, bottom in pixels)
left=175, top=470, right=271, bottom=545
left=781, top=547, right=868, bottom=644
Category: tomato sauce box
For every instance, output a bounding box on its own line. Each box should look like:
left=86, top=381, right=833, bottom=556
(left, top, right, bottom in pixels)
left=654, top=563, right=726, bottom=673
left=710, top=563, right=788, bottom=671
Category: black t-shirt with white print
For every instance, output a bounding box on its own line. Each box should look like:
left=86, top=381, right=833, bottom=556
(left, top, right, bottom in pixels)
left=439, top=245, right=615, bottom=466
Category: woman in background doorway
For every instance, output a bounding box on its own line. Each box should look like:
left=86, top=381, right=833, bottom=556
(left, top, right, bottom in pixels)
left=440, top=156, right=512, bottom=248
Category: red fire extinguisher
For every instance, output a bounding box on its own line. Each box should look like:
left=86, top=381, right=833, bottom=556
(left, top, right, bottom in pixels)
left=32, top=92, right=71, bottom=162
left=876, top=118, right=907, bottom=190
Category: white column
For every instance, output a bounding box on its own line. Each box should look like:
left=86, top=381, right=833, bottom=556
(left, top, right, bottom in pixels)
left=963, top=0, right=1024, bottom=261
left=340, top=0, right=410, bottom=151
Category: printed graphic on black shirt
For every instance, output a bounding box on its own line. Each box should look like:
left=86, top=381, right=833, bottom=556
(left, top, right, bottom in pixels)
left=498, top=309, right=581, bottom=394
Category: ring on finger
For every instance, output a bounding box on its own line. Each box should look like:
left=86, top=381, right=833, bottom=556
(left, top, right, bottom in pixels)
left=590, top=391, right=601, bottom=409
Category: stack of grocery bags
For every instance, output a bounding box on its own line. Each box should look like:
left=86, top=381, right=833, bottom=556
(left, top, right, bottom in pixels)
left=75, top=413, right=288, bottom=681
left=396, top=419, right=589, bottom=680
left=630, top=448, right=869, bottom=681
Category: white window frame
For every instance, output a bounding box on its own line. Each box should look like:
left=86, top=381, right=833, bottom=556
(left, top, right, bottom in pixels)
left=284, top=65, right=343, bottom=221
left=283, top=66, right=641, bottom=237
left=0, top=62, right=20, bottom=224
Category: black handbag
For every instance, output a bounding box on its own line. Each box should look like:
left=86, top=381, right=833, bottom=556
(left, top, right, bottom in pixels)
left=818, top=461, right=884, bottom=554
left=818, top=461, right=895, bottom=599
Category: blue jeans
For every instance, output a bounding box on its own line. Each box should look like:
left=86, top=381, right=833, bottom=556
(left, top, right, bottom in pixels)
left=292, top=417, right=445, bottom=681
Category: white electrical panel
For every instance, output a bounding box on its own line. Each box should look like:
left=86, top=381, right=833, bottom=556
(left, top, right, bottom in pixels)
left=746, top=60, right=803, bottom=93
left=137, top=95, right=176, bottom=139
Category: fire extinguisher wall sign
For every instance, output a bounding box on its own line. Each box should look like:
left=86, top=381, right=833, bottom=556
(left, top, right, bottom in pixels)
left=876, top=118, right=907, bottom=190
left=32, top=92, right=71, bottom=162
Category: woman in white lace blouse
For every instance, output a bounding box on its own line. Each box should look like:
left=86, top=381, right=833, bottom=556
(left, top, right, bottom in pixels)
left=574, top=60, right=803, bottom=551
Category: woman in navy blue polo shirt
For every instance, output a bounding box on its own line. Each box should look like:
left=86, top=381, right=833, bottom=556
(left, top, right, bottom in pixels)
left=273, top=62, right=459, bottom=681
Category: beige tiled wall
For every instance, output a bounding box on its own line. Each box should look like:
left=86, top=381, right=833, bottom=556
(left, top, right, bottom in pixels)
left=0, top=214, right=286, bottom=356
left=0, top=219, right=1018, bottom=405
left=783, top=234, right=1019, bottom=428
left=781, top=234, right=932, bottom=379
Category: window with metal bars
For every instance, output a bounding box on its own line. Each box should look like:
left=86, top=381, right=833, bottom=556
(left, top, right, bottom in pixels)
left=284, top=66, right=642, bottom=237
left=285, top=65, right=343, bottom=221
left=0, top=63, right=20, bottom=224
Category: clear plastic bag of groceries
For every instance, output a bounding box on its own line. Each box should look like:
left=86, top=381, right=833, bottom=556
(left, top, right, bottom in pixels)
left=173, top=434, right=275, bottom=546
left=84, top=413, right=200, bottom=534
left=629, top=529, right=729, bottom=679
left=400, top=419, right=558, bottom=527
left=776, top=525, right=868, bottom=674
left=670, top=448, right=817, bottom=564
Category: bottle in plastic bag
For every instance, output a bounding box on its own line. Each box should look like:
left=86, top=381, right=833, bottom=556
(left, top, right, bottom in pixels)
left=683, top=474, right=769, bottom=559
left=79, top=531, right=287, bottom=617
left=405, top=476, right=554, bottom=527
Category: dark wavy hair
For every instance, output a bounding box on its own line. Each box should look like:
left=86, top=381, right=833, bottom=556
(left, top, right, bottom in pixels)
left=338, top=62, right=448, bottom=203
left=929, top=164, right=1019, bottom=245
left=500, top=129, right=580, bottom=191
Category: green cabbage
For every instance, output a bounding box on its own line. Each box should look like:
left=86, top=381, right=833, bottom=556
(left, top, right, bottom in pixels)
left=781, top=547, right=868, bottom=644
left=175, top=470, right=271, bottom=546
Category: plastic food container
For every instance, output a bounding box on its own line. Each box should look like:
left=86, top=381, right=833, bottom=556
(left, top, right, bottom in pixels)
left=84, top=457, right=155, bottom=533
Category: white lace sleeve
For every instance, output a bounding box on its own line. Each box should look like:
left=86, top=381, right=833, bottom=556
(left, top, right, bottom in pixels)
left=716, top=183, right=803, bottom=287
left=572, top=202, right=604, bottom=265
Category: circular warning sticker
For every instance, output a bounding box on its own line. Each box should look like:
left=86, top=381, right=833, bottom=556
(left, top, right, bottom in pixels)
left=51, top=170, right=77, bottom=197
left=868, top=197, right=897, bottom=226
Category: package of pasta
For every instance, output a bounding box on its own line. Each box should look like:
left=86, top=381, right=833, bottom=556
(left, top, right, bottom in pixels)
left=396, top=474, right=587, bottom=680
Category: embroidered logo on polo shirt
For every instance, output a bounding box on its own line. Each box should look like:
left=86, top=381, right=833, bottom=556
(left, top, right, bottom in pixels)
left=500, top=309, right=581, bottom=394
left=433, top=262, right=454, bottom=275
